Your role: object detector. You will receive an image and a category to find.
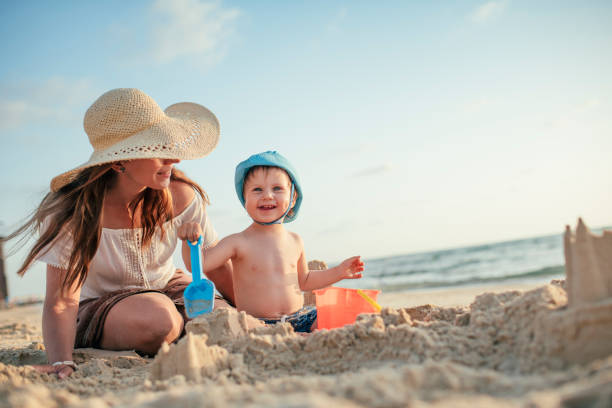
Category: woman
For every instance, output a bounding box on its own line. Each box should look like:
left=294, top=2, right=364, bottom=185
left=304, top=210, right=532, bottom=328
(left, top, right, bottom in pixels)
left=5, top=88, right=235, bottom=379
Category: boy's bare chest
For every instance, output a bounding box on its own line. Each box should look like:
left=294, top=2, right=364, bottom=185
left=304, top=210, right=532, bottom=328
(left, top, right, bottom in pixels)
left=236, top=238, right=300, bottom=279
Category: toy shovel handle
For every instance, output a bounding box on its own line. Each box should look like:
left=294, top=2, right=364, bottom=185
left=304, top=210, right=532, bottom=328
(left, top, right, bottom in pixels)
left=187, top=236, right=203, bottom=283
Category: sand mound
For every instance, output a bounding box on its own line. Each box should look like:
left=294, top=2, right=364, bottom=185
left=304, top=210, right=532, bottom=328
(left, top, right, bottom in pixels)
left=151, top=284, right=571, bottom=384
left=0, top=283, right=611, bottom=407
left=3, top=218, right=612, bottom=408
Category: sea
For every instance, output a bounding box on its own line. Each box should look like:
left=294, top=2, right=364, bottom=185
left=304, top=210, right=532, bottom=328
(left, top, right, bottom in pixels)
left=4, top=227, right=610, bottom=301
left=339, top=227, right=608, bottom=293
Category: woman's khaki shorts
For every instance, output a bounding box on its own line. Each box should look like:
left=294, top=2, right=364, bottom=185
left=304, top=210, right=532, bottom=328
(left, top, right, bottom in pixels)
left=75, top=270, right=227, bottom=348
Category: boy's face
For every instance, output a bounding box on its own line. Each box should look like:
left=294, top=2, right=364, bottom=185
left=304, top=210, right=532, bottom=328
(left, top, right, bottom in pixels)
left=243, top=167, right=295, bottom=224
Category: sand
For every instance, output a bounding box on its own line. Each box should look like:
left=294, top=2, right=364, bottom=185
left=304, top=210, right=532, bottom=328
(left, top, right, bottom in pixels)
left=1, top=221, right=610, bottom=407
left=1, top=281, right=611, bottom=408
left=377, top=281, right=547, bottom=309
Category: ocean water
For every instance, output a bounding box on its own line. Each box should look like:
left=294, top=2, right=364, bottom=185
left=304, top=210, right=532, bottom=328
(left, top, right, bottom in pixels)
left=340, top=230, right=604, bottom=293
left=5, top=227, right=610, bottom=300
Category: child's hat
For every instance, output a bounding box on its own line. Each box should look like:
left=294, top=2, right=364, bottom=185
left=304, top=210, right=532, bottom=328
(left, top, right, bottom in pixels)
left=234, top=151, right=302, bottom=223
left=50, top=88, right=220, bottom=192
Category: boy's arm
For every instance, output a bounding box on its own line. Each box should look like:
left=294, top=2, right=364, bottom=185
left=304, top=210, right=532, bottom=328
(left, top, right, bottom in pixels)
left=296, top=238, right=310, bottom=290
left=204, top=255, right=235, bottom=305
left=201, top=236, right=237, bottom=274
left=299, top=256, right=364, bottom=291
left=295, top=234, right=364, bottom=291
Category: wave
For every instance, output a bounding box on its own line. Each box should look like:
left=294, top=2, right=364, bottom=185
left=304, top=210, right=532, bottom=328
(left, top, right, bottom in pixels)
left=372, top=257, right=484, bottom=278
left=378, top=265, right=565, bottom=292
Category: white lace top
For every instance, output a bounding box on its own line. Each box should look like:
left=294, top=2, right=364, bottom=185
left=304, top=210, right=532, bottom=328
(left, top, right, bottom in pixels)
left=36, top=193, right=217, bottom=301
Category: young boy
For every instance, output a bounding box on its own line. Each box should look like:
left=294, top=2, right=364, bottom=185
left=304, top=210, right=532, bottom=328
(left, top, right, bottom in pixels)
left=179, top=151, right=364, bottom=332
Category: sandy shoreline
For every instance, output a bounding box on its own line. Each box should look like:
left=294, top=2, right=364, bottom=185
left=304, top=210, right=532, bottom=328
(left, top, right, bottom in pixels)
left=377, top=281, right=547, bottom=309
left=1, top=281, right=611, bottom=407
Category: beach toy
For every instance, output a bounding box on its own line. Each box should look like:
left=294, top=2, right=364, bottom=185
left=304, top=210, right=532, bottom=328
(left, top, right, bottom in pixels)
left=313, top=287, right=381, bottom=329
left=356, top=289, right=382, bottom=312
left=184, top=237, right=215, bottom=318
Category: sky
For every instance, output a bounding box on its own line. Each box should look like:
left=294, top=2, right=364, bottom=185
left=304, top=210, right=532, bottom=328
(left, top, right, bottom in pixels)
left=1, top=0, right=611, bottom=298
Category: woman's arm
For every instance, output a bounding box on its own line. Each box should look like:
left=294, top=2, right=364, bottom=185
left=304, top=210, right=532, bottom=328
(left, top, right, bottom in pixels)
left=172, top=182, right=236, bottom=303
left=178, top=224, right=236, bottom=274
left=202, top=238, right=237, bottom=305
left=178, top=222, right=237, bottom=305
left=203, top=256, right=235, bottom=305
left=37, top=265, right=81, bottom=379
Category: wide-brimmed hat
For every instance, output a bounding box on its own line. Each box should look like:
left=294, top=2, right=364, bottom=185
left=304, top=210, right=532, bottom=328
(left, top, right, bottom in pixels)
left=50, top=88, right=220, bottom=192
left=234, top=151, right=302, bottom=223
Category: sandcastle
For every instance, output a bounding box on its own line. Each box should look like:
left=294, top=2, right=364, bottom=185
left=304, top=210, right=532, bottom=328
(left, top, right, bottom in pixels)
left=564, top=218, right=612, bottom=307
left=149, top=332, right=231, bottom=382
left=536, top=219, right=612, bottom=364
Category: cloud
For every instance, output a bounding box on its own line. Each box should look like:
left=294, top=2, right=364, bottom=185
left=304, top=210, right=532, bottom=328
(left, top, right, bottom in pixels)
left=149, top=0, right=240, bottom=65
left=327, top=7, right=348, bottom=33
left=470, top=1, right=507, bottom=23
left=331, top=142, right=377, bottom=157
left=350, top=163, right=393, bottom=178
left=459, top=96, right=491, bottom=115
left=547, top=98, right=602, bottom=129
left=575, top=98, right=600, bottom=113
left=315, top=218, right=351, bottom=236
left=0, top=78, right=97, bottom=130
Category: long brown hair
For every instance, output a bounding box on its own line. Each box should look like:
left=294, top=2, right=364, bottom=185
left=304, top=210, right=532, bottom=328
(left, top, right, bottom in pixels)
left=4, top=164, right=208, bottom=292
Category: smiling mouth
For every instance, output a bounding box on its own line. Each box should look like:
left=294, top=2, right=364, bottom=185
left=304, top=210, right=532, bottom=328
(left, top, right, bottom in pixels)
left=258, top=204, right=276, bottom=210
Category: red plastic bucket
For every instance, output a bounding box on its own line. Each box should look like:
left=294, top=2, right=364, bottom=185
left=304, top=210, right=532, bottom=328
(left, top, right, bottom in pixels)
left=313, top=287, right=381, bottom=329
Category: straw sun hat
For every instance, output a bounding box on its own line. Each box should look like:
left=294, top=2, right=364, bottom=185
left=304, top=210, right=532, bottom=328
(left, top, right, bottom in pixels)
left=50, top=88, right=220, bottom=192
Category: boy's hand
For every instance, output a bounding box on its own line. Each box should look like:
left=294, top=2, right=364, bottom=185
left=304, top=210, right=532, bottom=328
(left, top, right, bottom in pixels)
left=339, top=256, right=364, bottom=279
left=178, top=222, right=203, bottom=244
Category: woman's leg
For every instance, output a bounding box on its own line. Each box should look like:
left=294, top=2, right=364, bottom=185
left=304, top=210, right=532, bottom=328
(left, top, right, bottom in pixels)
left=100, top=292, right=184, bottom=355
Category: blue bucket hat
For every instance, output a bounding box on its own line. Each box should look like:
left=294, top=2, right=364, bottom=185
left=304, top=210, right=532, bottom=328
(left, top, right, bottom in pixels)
left=235, top=151, right=302, bottom=223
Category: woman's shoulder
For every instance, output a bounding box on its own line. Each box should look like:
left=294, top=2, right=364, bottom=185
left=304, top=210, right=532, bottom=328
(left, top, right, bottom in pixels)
left=169, top=180, right=197, bottom=215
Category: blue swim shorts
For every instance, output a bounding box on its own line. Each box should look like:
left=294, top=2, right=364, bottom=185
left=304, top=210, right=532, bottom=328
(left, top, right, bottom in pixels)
left=260, top=305, right=317, bottom=333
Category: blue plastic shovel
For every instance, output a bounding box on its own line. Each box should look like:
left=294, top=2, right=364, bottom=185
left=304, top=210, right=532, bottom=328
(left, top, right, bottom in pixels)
left=184, top=236, right=215, bottom=318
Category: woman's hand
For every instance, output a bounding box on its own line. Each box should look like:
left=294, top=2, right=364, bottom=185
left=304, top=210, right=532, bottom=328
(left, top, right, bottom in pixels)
left=178, top=222, right=203, bottom=243
left=41, top=265, right=81, bottom=381
left=338, top=256, right=365, bottom=279
left=32, top=363, right=75, bottom=379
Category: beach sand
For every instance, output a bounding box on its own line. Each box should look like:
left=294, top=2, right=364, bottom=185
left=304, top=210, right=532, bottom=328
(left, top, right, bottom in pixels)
left=1, top=281, right=611, bottom=408
left=377, top=281, right=548, bottom=309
